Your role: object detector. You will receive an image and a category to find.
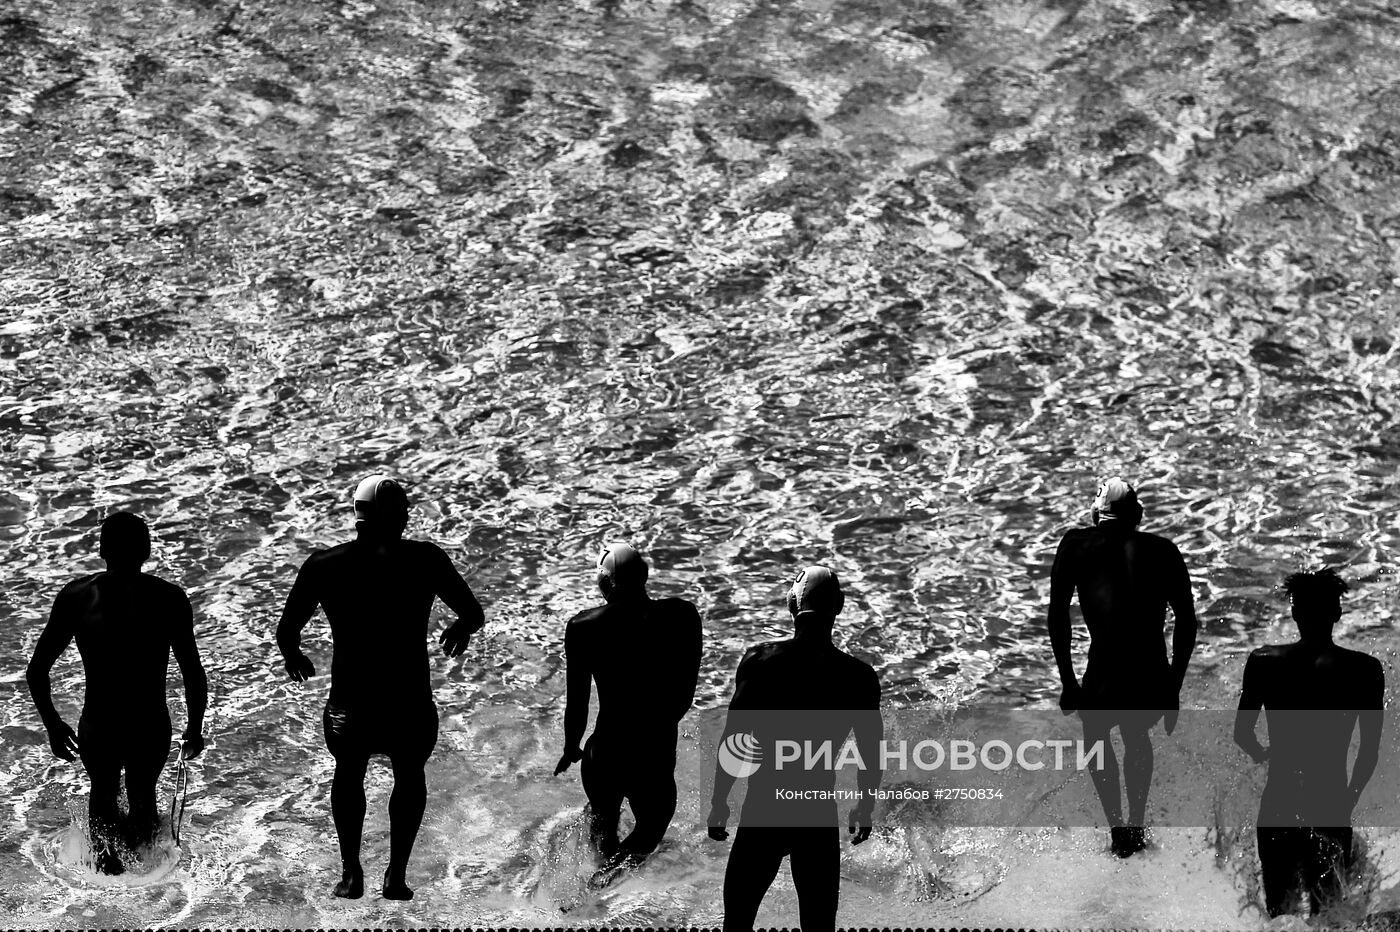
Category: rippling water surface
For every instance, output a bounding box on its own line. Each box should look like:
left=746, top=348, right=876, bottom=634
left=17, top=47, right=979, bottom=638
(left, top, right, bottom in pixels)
left=4, top=0, right=1400, bottom=927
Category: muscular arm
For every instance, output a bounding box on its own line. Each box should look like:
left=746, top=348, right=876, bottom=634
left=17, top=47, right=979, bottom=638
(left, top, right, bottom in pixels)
left=1233, top=654, right=1268, bottom=763
left=709, top=649, right=757, bottom=835
left=673, top=605, right=703, bottom=723
left=852, top=668, right=883, bottom=838
left=433, top=544, right=485, bottom=658
left=432, top=545, right=485, bottom=631
left=1047, top=536, right=1080, bottom=693
left=275, top=556, right=320, bottom=678
left=26, top=585, right=78, bottom=732
left=1165, top=542, right=1198, bottom=690
left=562, top=620, right=592, bottom=755
left=170, top=589, right=208, bottom=748
left=1348, top=656, right=1385, bottom=806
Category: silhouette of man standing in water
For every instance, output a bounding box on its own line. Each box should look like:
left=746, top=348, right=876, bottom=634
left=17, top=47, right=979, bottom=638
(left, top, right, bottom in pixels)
left=554, top=542, right=702, bottom=885
left=27, top=511, right=208, bottom=874
left=1047, top=477, right=1198, bottom=857
left=1234, top=568, right=1384, bottom=918
left=708, top=566, right=882, bottom=932
left=276, top=475, right=485, bottom=901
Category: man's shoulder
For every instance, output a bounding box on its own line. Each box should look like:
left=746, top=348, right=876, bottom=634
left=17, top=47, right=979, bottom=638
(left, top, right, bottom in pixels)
left=568, top=603, right=608, bottom=623
left=1065, top=525, right=1180, bottom=548
left=1058, top=527, right=1095, bottom=547
left=401, top=538, right=449, bottom=557
left=310, top=540, right=354, bottom=558
left=1343, top=648, right=1386, bottom=701
left=840, top=646, right=878, bottom=674
left=1131, top=529, right=1182, bottom=553
left=653, top=596, right=701, bottom=622
left=834, top=645, right=879, bottom=684
left=140, top=573, right=190, bottom=600
left=566, top=604, right=608, bottom=630
left=1247, top=643, right=1291, bottom=663
left=303, top=540, right=354, bottom=566
left=1335, top=645, right=1384, bottom=673
left=1054, top=527, right=1097, bottom=560
left=740, top=638, right=790, bottom=665
left=58, top=573, right=101, bottom=597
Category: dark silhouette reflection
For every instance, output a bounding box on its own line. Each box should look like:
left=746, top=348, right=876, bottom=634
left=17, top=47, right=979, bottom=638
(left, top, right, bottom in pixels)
left=26, top=511, right=208, bottom=874
left=554, top=542, right=702, bottom=887
left=708, top=566, right=882, bottom=932
left=1047, top=477, right=1199, bottom=856
left=275, top=475, right=485, bottom=901
left=1234, top=569, right=1384, bottom=918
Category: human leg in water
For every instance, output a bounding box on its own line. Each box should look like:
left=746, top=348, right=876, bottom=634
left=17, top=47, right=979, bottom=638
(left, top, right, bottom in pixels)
left=1119, top=721, right=1154, bottom=855
left=384, top=753, right=429, bottom=900
left=788, top=827, right=840, bottom=932
left=83, top=754, right=126, bottom=875
left=721, top=827, right=787, bottom=932
left=1081, top=715, right=1126, bottom=845
left=78, top=720, right=130, bottom=875
left=120, top=723, right=172, bottom=853
left=1082, top=715, right=1150, bottom=857
left=616, top=769, right=677, bottom=859
left=330, top=751, right=369, bottom=898
left=1258, top=827, right=1304, bottom=917
left=1303, top=828, right=1353, bottom=916
left=588, top=771, right=679, bottom=887
left=580, top=738, right=624, bottom=859
left=381, top=709, right=439, bottom=900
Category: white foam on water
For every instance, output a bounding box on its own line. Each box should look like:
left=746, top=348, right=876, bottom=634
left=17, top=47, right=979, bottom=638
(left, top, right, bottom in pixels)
left=24, top=814, right=185, bottom=896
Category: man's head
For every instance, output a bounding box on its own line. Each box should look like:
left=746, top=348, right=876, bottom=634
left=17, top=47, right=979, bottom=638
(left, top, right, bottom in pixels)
left=99, top=511, right=150, bottom=569
left=597, top=542, right=648, bottom=601
left=1091, top=477, right=1142, bottom=527
left=353, top=474, right=409, bottom=537
left=1283, top=568, right=1348, bottom=633
left=787, top=565, right=845, bottom=623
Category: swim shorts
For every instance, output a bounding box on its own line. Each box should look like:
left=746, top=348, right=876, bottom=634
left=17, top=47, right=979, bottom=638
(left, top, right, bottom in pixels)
left=323, top=701, right=439, bottom=763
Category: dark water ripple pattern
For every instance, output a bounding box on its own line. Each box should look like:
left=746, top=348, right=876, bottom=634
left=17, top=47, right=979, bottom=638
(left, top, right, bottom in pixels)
left=4, top=0, right=1400, bottom=926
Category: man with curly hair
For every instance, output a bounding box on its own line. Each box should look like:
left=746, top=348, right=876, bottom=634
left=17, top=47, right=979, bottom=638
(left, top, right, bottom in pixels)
left=1234, top=568, right=1384, bottom=918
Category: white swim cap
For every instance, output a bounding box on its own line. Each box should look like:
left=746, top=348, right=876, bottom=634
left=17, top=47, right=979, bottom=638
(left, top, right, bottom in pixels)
left=1091, top=477, right=1141, bottom=525
left=597, top=542, right=648, bottom=599
left=787, top=565, right=844, bottom=618
left=353, top=474, right=408, bottom=520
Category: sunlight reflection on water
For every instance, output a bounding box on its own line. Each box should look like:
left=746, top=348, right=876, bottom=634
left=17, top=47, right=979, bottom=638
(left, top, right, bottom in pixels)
left=3, top=0, right=1400, bottom=925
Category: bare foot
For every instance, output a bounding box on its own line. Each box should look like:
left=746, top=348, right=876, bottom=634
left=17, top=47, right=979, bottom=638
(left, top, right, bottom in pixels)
left=1110, top=826, right=1147, bottom=858
left=94, top=847, right=126, bottom=876
left=333, top=866, right=364, bottom=899
left=383, top=867, right=413, bottom=901
left=589, top=852, right=644, bottom=889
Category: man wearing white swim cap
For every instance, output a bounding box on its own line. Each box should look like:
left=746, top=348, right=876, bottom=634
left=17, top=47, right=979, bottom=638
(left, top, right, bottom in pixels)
left=1046, top=477, right=1198, bottom=858
left=27, top=511, right=208, bottom=874
left=708, top=565, right=882, bottom=932
left=554, top=542, right=702, bottom=887
left=276, top=474, right=486, bottom=901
